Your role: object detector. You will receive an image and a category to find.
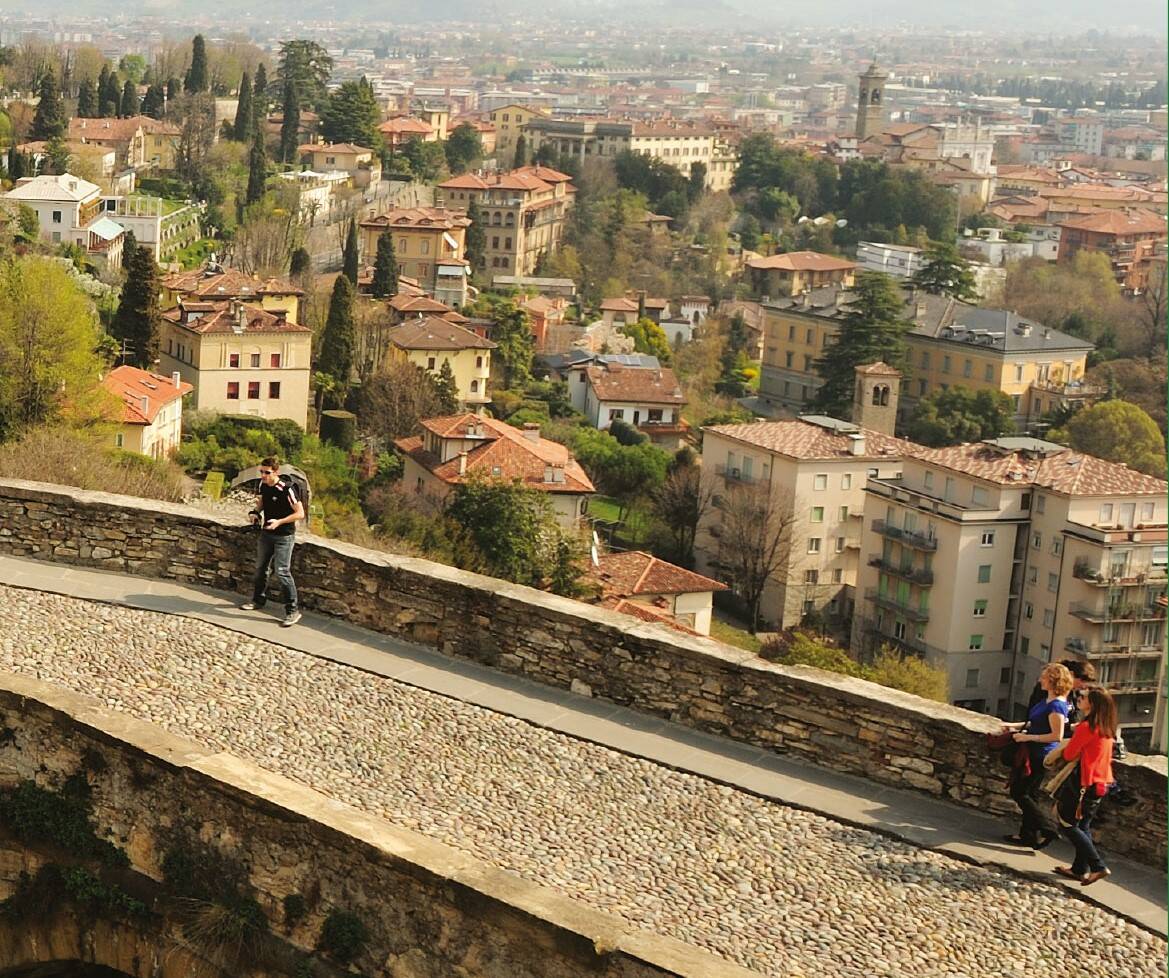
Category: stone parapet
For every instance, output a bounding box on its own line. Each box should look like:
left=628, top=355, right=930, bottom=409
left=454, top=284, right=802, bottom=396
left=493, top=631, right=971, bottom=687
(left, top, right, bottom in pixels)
left=0, top=478, right=1164, bottom=869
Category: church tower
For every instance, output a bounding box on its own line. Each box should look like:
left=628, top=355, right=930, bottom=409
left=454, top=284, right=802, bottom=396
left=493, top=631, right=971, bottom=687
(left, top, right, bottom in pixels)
left=853, top=362, right=900, bottom=435
left=855, top=63, right=888, bottom=140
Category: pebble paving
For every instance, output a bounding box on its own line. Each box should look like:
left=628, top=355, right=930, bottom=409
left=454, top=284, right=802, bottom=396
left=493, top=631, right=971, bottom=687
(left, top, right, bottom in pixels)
left=0, top=583, right=1163, bottom=977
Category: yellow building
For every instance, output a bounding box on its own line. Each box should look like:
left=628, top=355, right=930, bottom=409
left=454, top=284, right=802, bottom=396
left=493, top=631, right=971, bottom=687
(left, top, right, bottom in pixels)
left=158, top=300, right=313, bottom=428
left=745, top=251, right=856, bottom=298
left=100, top=365, right=192, bottom=459
left=68, top=116, right=179, bottom=170
left=160, top=265, right=304, bottom=325
left=757, top=286, right=1095, bottom=427
left=358, top=207, right=470, bottom=304
left=386, top=316, right=496, bottom=410
left=300, top=143, right=381, bottom=187
left=488, top=103, right=549, bottom=162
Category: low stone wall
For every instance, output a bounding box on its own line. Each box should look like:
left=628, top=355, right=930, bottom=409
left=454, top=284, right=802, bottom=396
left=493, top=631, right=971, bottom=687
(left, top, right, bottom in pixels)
left=0, top=672, right=754, bottom=978
left=0, top=478, right=1165, bottom=869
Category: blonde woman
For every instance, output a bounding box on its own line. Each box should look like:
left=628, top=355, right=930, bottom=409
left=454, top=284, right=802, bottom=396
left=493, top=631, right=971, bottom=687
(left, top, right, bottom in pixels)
left=999, top=662, right=1073, bottom=849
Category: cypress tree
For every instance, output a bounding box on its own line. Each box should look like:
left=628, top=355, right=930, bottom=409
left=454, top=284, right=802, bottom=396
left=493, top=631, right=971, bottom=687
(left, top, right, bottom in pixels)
left=246, top=126, right=267, bottom=205
left=342, top=219, right=359, bottom=286
left=513, top=133, right=527, bottom=168
left=111, top=245, right=163, bottom=369
left=465, top=198, right=485, bottom=272
left=31, top=69, right=66, bottom=141
left=233, top=71, right=253, bottom=141
left=318, top=274, right=355, bottom=388
left=279, top=78, right=300, bottom=163
left=100, top=71, right=121, bottom=117
left=97, top=64, right=111, bottom=112
left=8, top=145, right=25, bottom=180
left=434, top=359, right=460, bottom=414
left=253, top=63, right=269, bottom=121
left=76, top=78, right=97, bottom=118
left=141, top=85, right=165, bottom=120
left=289, top=246, right=312, bottom=278
left=185, top=35, right=209, bottom=93
left=121, top=230, right=138, bottom=269
left=371, top=231, right=398, bottom=298
left=166, top=77, right=180, bottom=103
left=120, top=78, right=139, bottom=117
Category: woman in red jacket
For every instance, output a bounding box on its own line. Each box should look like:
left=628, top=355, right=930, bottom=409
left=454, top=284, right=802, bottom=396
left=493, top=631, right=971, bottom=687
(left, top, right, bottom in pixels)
left=1053, top=686, right=1117, bottom=887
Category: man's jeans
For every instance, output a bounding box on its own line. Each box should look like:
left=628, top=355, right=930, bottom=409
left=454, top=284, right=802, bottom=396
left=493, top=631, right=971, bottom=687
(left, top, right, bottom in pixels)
left=252, top=532, right=298, bottom=614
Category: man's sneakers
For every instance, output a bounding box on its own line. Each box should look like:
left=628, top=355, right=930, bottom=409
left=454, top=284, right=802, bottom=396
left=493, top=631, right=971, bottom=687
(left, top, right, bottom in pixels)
left=281, top=610, right=302, bottom=628
left=239, top=601, right=260, bottom=611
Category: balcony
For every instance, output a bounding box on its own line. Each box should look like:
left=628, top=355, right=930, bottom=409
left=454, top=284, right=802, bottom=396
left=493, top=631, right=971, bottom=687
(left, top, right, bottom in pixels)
left=872, top=519, right=937, bottom=551
left=868, top=556, right=934, bottom=586
left=1072, top=560, right=1168, bottom=586
left=714, top=464, right=762, bottom=485
left=1064, top=638, right=1164, bottom=659
left=1068, top=600, right=1168, bottom=623
left=865, top=588, right=931, bottom=622
left=1107, top=678, right=1161, bottom=694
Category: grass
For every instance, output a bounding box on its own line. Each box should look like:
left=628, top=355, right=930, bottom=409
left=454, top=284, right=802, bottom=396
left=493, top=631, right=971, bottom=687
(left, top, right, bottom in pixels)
left=589, top=495, right=653, bottom=546
left=170, top=238, right=218, bottom=269
left=709, top=618, right=762, bottom=654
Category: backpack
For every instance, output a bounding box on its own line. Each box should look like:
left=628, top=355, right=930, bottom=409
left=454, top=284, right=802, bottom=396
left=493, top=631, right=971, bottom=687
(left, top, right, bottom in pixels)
left=280, top=468, right=313, bottom=531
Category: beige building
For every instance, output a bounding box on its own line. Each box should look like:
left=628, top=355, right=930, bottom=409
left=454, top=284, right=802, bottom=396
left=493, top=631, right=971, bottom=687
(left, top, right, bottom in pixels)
left=300, top=143, right=381, bottom=188
left=853, top=437, right=1167, bottom=751
left=746, top=251, right=857, bottom=299
left=488, top=103, right=549, bottom=162
left=395, top=414, right=595, bottom=528
left=100, top=365, right=192, bottom=459
left=358, top=207, right=471, bottom=304
left=68, top=116, right=180, bottom=170
left=158, top=300, right=313, bottom=428
left=437, top=165, right=575, bottom=281
left=696, top=416, right=909, bottom=631
left=757, top=285, right=1096, bottom=427
left=2, top=173, right=123, bottom=266
left=386, top=316, right=496, bottom=410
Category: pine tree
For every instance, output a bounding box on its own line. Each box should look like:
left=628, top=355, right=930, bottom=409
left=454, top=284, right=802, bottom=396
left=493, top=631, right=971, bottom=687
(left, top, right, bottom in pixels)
left=8, top=145, right=25, bottom=181
left=246, top=126, right=267, bottom=205
left=76, top=78, right=97, bottom=118
left=111, top=244, right=162, bottom=369
left=31, top=69, right=66, bottom=141
left=342, top=219, right=359, bottom=286
left=141, top=84, right=165, bottom=119
left=371, top=231, right=398, bottom=299
left=320, top=77, right=380, bottom=147
left=513, top=133, right=527, bottom=168
left=318, top=274, right=355, bottom=388
left=289, top=247, right=312, bottom=278
left=809, top=272, right=914, bottom=419
left=279, top=78, right=300, bottom=163
left=465, top=198, right=485, bottom=273
left=100, top=71, right=121, bottom=118
left=909, top=242, right=980, bottom=302
left=185, top=35, right=209, bottom=93
left=233, top=71, right=253, bottom=141
left=434, top=359, right=460, bottom=413
left=120, top=78, right=139, bottom=117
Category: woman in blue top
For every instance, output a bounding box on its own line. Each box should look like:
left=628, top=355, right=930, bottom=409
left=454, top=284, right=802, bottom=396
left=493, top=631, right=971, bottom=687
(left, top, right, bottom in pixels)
left=999, top=662, right=1073, bottom=849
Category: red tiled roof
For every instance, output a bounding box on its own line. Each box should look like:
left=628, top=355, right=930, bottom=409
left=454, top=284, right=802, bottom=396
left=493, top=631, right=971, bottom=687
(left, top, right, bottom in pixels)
left=388, top=316, right=497, bottom=351
left=360, top=207, right=470, bottom=231
left=598, top=596, right=701, bottom=636
left=703, top=419, right=912, bottom=461
left=1057, top=208, right=1167, bottom=236
left=586, top=550, right=727, bottom=597
left=746, top=251, right=857, bottom=272
left=161, top=266, right=304, bottom=299
left=162, top=301, right=311, bottom=335
left=305, top=142, right=373, bottom=155
left=68, top=115, right=179, bottom=141
left=390, top=294, right=453, bottom=314
left=379, top=117, right=434, bottom=135
left=585, top=364, right=685, bottom=406
left=101, top=365, right=191, bottom=425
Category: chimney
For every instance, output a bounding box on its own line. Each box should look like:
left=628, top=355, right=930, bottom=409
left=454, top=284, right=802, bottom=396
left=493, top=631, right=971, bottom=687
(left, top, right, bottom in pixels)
left=915, top=298, right=927, bottom=319
left=544, top=463, right=555, bottom=483
left=848, top=432, right=866, bottom=456
left=171, top=370, right=181, bottom=388
left=522, top=422, right=540, bottom=443
left=139, top=395, right=150, bottom=417
left=457, top=451, right=468, bottom=475
left=231, top=300, right=247, bottom=334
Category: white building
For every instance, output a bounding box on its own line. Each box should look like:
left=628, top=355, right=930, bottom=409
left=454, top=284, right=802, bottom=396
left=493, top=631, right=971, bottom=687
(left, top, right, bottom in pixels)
left=582, top=362, right=687, bottom=443
left=2, top=173, right=123, bottom=265
left=100, top=365, right=192, bottom=459
left=584, top=550, right=727, bottom=636
left=855, top=241, right=926, bottom=278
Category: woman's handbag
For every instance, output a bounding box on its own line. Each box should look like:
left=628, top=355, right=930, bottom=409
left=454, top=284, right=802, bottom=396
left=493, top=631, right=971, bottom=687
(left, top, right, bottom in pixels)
left=1044, top=758, right=1079, bottom=798
left=986, top=731, right=1018, bottom=768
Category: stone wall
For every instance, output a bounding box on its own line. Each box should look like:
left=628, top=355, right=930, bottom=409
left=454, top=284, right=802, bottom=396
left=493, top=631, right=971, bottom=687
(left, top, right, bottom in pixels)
left=0, top=478, right=1164, bottom=869
left=0, top=672, right=754, bottom=978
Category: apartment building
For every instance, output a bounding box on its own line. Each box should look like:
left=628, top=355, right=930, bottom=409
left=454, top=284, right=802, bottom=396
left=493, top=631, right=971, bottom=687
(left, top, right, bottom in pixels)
left=160, top=265, right=305, bottom=325
left=488, top=103, right=549, bottom=162
left=386, top=316, right=495, bottom=410
left=745, top=251, right=857, bottom=298
left=437, top=165, right=575, bottom=280
left=3, top=173, right=124, bottom=266
left=300, top=143, right=381, bottom=189
left=853, top=437, right=1166, bottom=752
left=67, top=115, right=179, bottom=169
left=695, top=416, right=909, bottom=630
left=757, top=285, right=1095, bottom=427
left=1057, top=208, right=1167, bottom=293
left=358, top=207, right=471, bottom=304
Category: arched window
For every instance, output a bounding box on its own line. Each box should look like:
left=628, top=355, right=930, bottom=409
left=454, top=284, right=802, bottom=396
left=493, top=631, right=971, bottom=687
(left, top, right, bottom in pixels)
left=470, top=380, right=479, bottom=393
left=505, top=213, right=515, bottom=226
left=871, top=385, right=883, bottom=406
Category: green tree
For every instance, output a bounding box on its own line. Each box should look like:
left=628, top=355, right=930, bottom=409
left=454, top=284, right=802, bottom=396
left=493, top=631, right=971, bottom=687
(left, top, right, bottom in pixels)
left=76, top=78, right=97, bottom=118
left=492, top=302, right=535, bottom=387
left=99, top=69, right=121, bottom=118
left=30, top=69, right=66, bottom=141
left=166, top=77, right=180, bottom=103
left=184, top=35, right=208, bottom=93
left=371, top=231, right=398, bottom=299
left=810, top=272, right=913, bottom=418
left=433, top=359, right=460, bottom=414
left=321, top=77, right=380, bottom=148
left=318, top=274, right=356, bottom=392
left=1049, top=400, right=1167, bottom=477
left=110, top=244, right=162, bottom=369
left=121, top=230, right=137, bottom=269
left=118, top=54, right=147, bottom=85
left=687, top=161, right=707, bottom=202
left=279, top=78, right=299, bottom=164
left=245, top=126, right=267, bottom=206
left=399, top=136, right=447, bottom=181
left=119, top=78, right=139, bottom=117
left=444, top=122, right=483, bottom=174
left=0, top=258, right=106, bottom=437
left=513, top=133, right=527, bottom=168
left=140, top=84, right=165, bottom=119
left=910, top=242, right=979, bottom=301
left=43, top=136, right=71, bottom=176
left=906, top=388, right=1015, bottom=447
left=252, top=63, right=269, bottom=118
left=342, top=219, right=359, bottom=286
left=464, top=198, right=486, bottom=273
left=289, top=246, right=312, bottom=279
left=276, top=39, right=333, bottom=110
left=354, top=361, right=446, bottom=441
left=620, top=317, right=672, bottom=363
left=232, top=70, right=253, bottom=141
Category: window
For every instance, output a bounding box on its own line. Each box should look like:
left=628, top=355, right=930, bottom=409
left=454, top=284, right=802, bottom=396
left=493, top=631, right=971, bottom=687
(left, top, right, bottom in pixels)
left=247, top=382, right=260, bottom=400
left=788, top=325, right=795, bottom=340
left=609, top=409, right=625, bottom=420
left=1043, top=608, right=1054, bottom=627
left=1099, top=504, right=1114, bottom=523
left=806, top=328, right=814, bottom=344
left=52, top=210, right=62, bottom=224
left=226, top=382, right=240, bottom=400
left=1036, top=495, right=1046, bottom=514
left=893, top=621, right=906, bottom=639
left=804, top=569, right=819, bottom=584
left=984, top=364, right=994, bottom=382
left=1140, top=503, right=1155, bottom=522
left=1047, top=572, right=1058, bottom=592
left=808, top=538, right=821, bottom=553
left=963, top=359, right=972, bottom=378
left=920, top=350, right=930, bottom=369
left=250, top=353, right=261, bottom=368
left=492, top=236, right=499, bottom=248
left=469, top=380, right=479, bottom=393
left=918, top=379, right=928, bottom=396
left=1015, top=364, right=1024, bottom=382
left=270, top=353, right=282, bottom=368
left=229, top=353, right=240, bottom=368
left=839, top=506, right=849, bottom=521
left=811, top=507, right=825, bottom=522
left=835, top=537, right=845, bottom=553
left=974, top=599, right=988, bottom=617
left=968, top=635, right=984, bottom=651
left=943, top=355, right=952, bottom=374
left=420, top=239, right=430, bottom=254
left=1028, top=567, right=1038, bottom=584
left=980, top=531, right=995, bottom=547
left=971, top=486, right=989, bottom=507
left=475, top=356, right=484, bottom=368
left=427, top=357, right=436, bottom=370
left=1025, top=602, right=1034, bottom=619
left=1032, top=532, right=1042, bottom=550
left=268, top=382, right=281, bottom=399
left=114, top=433, right=124, bottom=447
left=803, top=355, right=813, bottom=371
left=923, top=471, right=934, bottom=491
left=832, top=568, right=843, bottom=583
left=813, top=474, right=828, bottom=490
left=1000, top=667, right=1012, bottom=685
left=841, top=474, right=852, bottom=489
left=966, top=668, right=980, bottom=687
left=1051, top=538, right=1062, bottom=556
left=1153, top=546, right=1168, bottom=568
left=785, top=352, right=794, bottom=368
left=977, top=565, right=991, bottom=583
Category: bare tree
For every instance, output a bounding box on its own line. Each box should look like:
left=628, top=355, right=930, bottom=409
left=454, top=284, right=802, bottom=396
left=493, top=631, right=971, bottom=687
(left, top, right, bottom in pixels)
left=227, top=185, right=304, bottom=277
left=353, top=361, right=445, bottom=447
left=1136, top=259, right=1167, bottom=357
left=716, top=481, right=797, bottom=633
left=650, top=462, right=716, bottom=566
left=353, top=301, right=394, bottom=382
left=169, top=93, right=217, bottom=190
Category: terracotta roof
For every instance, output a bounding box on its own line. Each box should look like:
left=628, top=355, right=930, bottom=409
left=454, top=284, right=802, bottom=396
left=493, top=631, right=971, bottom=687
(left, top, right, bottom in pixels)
left=585, top=551, right=727, bottom=597
left=68, top=115, right=179, bottom=141
left=360, top=207, right=470, bottom=231
left=388, top=316, right=497, bottom=351
left=599, top=297, right=639, bottom=312
left=162, top=301, right=310, bottom=335
left=390, top=294, right=453, bottom=314
left=703, top=419, right=912, bottom=461
left=305, top=142, right=373, bottom=154
left=395, top=414, right=595, bottom=494
left=1057, top=209, right=1167, bottom=236
left=747, top=251, right=857, bottom=273
left=598, top=597, right=701, bottom=636
left=855, top=361, right=901, bottom=377
left=101, top=365, right=192, bottom=425
left=379, top=116, right=435, bottom=135
left=584, top=364, right=685, bottom=406
left=161, top=266, right=304, bottom=299
left=511, top=164, right=574, bottom=184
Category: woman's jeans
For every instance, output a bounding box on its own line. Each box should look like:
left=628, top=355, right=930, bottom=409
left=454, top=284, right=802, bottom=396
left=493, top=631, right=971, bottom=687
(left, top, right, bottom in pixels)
left=252, top=532, right=298, bottom=613
left=1010, top=745, right=1056, bottom=842
left=1062, top=793, right=1107, bottom=875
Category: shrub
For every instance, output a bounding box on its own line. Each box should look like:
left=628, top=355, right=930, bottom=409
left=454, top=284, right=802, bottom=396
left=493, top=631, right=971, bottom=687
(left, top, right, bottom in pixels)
left=865, top=649, right=948, bottom=702
left=0, top=777, right=127, bottom=866
left=283, top=892, right=307, bottom=929
left=317, top=908, right=368, bottom=964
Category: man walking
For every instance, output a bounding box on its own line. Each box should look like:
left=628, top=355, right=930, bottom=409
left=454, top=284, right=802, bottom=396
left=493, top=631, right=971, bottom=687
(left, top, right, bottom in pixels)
left=241, top=456, right=304, bottom=626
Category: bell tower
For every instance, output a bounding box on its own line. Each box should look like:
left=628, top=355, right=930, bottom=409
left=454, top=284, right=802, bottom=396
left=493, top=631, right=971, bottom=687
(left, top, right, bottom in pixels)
left=853, top=362, right=900, bottom=435
left=856, top=62, right=888, bottom=140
